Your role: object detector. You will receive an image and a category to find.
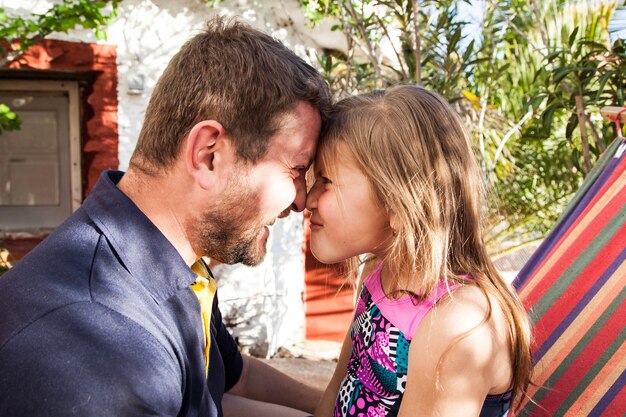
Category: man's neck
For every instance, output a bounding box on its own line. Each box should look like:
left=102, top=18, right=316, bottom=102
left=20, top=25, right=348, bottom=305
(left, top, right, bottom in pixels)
left=117, top=167, right=198, bottom=267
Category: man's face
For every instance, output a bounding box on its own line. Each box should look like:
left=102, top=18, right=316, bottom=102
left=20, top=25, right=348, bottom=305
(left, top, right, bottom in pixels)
left=194, top=101, right=321, bottom=266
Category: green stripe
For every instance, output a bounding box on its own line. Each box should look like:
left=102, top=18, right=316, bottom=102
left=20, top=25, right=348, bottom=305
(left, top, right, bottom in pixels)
left=523, top=286, right=626, bottom=415
left=531, top=204, right=626, bottom=321
left=555, top=324, right=626, bottom=415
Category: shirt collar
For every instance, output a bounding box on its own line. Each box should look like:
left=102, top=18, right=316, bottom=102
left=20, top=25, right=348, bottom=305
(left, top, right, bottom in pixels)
left=82, top=170, right=197, bottom=303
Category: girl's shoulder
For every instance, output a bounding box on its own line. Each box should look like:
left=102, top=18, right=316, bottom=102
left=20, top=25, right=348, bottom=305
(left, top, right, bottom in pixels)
left=408, top=282, right=514, bottom=395
left=424, top=283, right=501, bottom=338
left=413, top=282, right=511, bottom=374
left=438, top=283, right=493, bottom=320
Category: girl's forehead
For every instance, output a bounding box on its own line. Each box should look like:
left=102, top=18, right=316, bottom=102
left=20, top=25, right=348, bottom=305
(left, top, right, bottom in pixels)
left=316, top=140, right=354, bottom=168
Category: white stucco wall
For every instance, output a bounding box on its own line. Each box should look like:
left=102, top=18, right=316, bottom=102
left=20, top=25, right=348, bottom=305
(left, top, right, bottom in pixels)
left=1, top=0, right=342, bottom=356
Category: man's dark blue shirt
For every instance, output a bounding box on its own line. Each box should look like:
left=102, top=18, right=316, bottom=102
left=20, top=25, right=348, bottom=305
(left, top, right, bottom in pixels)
left=0, top=170, right=243, bottom=416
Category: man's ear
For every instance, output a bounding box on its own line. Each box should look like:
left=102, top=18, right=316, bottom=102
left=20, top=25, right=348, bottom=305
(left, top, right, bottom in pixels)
left=184, top=120, right=233, bottom=190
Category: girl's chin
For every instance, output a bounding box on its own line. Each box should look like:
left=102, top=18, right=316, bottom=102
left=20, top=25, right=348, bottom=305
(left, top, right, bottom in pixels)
left=310, top=246, right=345, bottom=265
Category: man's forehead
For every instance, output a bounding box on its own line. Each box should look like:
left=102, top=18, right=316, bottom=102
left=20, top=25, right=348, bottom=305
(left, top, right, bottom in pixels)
left=295, top=144, right=316, bottom=164
left=273, top=126, right=318, bottom=157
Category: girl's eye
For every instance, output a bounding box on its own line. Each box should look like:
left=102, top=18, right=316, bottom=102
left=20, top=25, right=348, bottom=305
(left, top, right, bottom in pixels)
left=314, top=172, right=331, bottom=185
left=310, top=176, right=331, bottom=191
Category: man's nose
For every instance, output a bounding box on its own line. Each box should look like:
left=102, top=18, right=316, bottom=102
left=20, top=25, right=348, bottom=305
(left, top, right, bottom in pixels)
left=290, top=175, right=307, bottom=212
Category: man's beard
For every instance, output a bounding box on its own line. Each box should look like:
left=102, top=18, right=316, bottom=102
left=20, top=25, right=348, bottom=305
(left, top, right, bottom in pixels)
left=190, top=173, right=269, bottom=266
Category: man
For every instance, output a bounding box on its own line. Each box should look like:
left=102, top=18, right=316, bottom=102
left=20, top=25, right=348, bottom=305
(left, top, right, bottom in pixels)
left=0, top=17, right=330, bottom=416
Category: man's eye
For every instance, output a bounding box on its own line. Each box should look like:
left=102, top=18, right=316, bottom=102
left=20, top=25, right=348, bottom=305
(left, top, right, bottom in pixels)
left=292, top=167, right=306, bottom=177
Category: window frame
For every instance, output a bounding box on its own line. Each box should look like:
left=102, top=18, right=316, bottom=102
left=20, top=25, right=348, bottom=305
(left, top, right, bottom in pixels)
left=0, top=80, right=82, bottom=233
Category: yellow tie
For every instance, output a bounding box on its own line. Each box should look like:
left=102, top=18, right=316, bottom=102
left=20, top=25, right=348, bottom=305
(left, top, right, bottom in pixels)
left=190, top=260, right=217, bottom=377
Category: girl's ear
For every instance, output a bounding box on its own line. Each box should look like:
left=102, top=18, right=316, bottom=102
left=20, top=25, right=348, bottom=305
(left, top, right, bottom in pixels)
left=389, top=210, right=399, bottom=236
left=183, top=120, right=235, bottom=190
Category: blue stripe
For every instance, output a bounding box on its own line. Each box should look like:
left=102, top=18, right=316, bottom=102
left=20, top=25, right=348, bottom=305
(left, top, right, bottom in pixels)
left=587, top=367, right=626, bottom=416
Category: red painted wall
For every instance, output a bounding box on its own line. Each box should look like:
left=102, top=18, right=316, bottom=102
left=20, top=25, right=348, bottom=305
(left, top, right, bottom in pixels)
left=303, top=214, right=355, bottom=342
left=3, top=39, right=118, bottom=259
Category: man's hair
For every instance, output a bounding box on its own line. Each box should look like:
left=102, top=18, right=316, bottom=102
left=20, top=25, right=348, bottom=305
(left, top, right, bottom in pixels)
left=131, top=16, right=331, bottom=170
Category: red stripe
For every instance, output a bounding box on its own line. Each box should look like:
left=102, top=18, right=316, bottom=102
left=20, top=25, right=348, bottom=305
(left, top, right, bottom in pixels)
left=521, top=184, right=625, bottom=309
left=520, top=159, right=626, bottom=304
left=531, top=224, right=626, bottom=347
left=537, top=299, right=626, bottom=412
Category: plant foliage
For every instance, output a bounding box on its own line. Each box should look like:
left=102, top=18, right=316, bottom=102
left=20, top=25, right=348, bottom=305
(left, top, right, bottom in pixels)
left=300, top=0, right=625, bottom=256
left=0, top=0, right=121, bottom=132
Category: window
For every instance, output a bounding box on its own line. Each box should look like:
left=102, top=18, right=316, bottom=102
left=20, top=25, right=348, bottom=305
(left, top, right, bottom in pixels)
left=0, top=80, right=81, bottom=232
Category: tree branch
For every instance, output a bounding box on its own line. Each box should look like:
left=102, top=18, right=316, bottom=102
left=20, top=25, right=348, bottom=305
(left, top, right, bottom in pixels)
left=412, top=0, right=421, bottom=85
left=529, top=0, right=548, bottom=49
left=341, top=0, right=383, bottom=87
left=575, top=94, right=593, bottom=173
left=375, top=14, right=408, bottom=80
left=586, top=112, right=605, bottom=152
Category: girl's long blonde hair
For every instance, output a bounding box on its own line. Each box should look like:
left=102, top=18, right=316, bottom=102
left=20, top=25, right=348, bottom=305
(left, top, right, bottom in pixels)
left=317, top=85, right=532, bottom=410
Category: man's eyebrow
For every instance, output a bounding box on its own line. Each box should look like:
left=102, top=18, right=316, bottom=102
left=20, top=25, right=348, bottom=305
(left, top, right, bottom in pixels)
left=293, top=151, right=314, bottom=166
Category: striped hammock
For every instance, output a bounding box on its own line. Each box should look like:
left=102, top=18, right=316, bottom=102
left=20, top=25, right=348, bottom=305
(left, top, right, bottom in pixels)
left=512, top=136, right=626, bottom=416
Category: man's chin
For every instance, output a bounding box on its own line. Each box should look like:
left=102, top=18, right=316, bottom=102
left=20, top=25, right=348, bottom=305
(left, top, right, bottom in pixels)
left=233, top=239, right=268, bottom=267
left=201, top=247, right=264, bottom=267
left=239, top=249, right=266, bottom=267
left=198, top=226, right=269, bottom=267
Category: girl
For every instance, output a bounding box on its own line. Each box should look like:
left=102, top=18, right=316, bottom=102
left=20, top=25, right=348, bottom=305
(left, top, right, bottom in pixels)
left=306, top=85, right=532, bottom=417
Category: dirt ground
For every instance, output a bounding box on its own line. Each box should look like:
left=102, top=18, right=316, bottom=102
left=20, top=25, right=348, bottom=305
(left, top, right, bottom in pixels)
left=261, top=357, right=336, bottom=391
left=260, top=340, right=340, bottom=391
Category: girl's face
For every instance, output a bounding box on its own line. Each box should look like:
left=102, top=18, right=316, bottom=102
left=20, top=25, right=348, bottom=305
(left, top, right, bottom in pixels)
left=306, top=143, right=392, bottom=264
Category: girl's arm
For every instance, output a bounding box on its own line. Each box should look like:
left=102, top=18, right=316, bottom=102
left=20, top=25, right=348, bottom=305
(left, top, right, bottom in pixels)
left=227, top=355, right=322, bottom=413
left=222, top=393, right=310, bottom=417
left=398, top=285, right=510, bottom=417
left=314, top=329, right=352, bottom=417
